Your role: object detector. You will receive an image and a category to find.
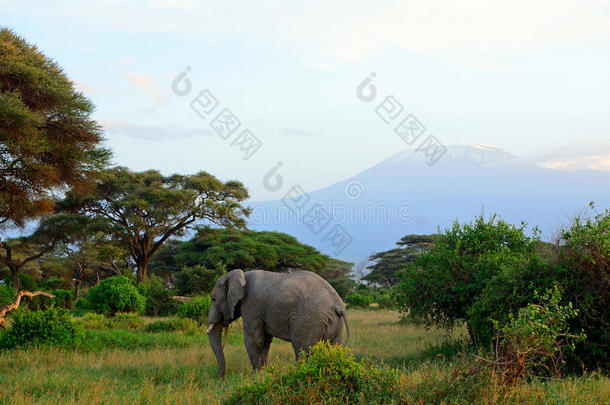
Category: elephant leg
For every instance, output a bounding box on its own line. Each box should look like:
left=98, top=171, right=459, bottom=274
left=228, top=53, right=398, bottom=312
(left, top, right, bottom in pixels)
left=243, top=321, right=267, bottom=371
left=261, top=332, right=273, bottom=367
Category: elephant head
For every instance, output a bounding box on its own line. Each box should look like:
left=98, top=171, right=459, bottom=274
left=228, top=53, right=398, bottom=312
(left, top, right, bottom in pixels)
left=206, top=269, right=246, bottom=378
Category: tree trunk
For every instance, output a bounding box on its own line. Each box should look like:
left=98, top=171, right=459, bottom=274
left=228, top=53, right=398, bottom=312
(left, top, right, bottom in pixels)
left=10, top=266, right=19, bottom=291
left=74, top=279, right=81, bottom=299
left=467, top=322, right=478, bottom=346
left=136, top=260, right=147, bottom=283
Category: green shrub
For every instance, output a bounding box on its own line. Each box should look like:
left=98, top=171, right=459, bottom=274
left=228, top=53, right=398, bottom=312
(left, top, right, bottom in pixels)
left=33, top=289, right=74, bottom=310
left=396, top=214, right=538, bottom=344
left=0, top=308, right=83, bottom=349
left=38, top=276, right=71, bottom=291
left=492, top=285, right=585, bottom=382
left=174, top=264, right=224, bottom=296
left=86, top=276, right=145, bottom=316
left=226, top=341, right=403, bottom=404
left=144, top=318, right=198, bottom=333
left=178, top=295, right=210, bottom=324
left=73, top=298, right=90, bottom=315
left=0, top=284, right=15, bottom=307
left=344, top=292, right=373, bottom=308
left=137, top=276, right=179, bottom=316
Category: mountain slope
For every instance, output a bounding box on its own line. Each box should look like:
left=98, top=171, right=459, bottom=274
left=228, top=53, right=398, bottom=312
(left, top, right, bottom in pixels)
left=248, top=145, right=610, bottom=263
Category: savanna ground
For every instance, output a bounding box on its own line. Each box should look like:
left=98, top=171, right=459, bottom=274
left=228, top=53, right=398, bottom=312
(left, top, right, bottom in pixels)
left=0, top=310, right=608, bottom=404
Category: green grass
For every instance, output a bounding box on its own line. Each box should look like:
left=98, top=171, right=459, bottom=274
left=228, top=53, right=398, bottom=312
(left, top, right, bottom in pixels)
left=0, top=310, right=608, bottom=404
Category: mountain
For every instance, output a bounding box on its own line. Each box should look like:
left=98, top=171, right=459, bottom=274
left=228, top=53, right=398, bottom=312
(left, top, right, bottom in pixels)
left=247, top=144, right=610, bottom=265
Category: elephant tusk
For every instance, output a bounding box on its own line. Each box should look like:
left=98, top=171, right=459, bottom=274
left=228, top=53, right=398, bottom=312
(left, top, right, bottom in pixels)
left=206, top=323, right=215, bottom=334
left=222, top=324, right=231, bottom=349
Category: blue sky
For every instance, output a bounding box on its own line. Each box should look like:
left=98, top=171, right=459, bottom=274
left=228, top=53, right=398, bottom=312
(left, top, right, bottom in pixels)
left=3, top=0, right=610, bottom=200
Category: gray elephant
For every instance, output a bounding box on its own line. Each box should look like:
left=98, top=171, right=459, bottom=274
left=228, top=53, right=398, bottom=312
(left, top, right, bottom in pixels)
left=206, top=269, right=350, bottom=377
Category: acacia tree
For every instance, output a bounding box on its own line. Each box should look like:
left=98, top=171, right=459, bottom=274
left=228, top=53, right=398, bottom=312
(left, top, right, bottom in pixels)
left=363, top=234, right=435, bottom=287
left=0, top=29, right=109, bottom=232
left=61, top=167, right=250, bottom=283
left=0, top=213, right=88, bottom=290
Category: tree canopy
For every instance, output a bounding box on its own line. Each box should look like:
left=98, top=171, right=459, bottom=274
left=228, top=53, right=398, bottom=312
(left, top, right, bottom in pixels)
left=150, top=228, right=330, bottom=277
left=0, top=28, right=109, bottom=229
left=60, top=167, right=250, bottom=282
left=363, top=234, right=435, bottom=287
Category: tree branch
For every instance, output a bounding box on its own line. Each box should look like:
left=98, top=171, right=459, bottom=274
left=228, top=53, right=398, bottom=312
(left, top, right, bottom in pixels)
left=0, top=290, right=56, bottom=329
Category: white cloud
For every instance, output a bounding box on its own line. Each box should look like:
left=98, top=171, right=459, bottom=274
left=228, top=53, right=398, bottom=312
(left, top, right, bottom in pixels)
left=125, top=73, right=157, bottom=88
left=534, top=140, right=610, bottom=172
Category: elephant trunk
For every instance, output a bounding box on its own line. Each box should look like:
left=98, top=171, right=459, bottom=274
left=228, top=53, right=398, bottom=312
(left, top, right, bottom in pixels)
left=207, top=322, right=226, bottom=378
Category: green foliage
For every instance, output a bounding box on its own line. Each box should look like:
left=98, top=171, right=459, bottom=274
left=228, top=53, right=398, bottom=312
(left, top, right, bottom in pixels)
left=0, top=308, right=83, bottom=349
left=396, top=214, right=537, bottom=343
left=86, top=276, right=145, bottom=316
left=59, top=167, right=251, bottom=282
left=344, top=292, right=373, bottom=308
left=37, top=276, right=71, bottom=291
left=137, top=276, right=179, bottom=316
left=0, top=28, right=109, bottom=228
left=0, top=284, right=15, bottom=307
left=77, top=312, right=144, bottom=330
left=328, top=277, right=356, bottom=299
left=174, top=264, right=225, bottom=296
left=178, top=296, right=210, bottom=324
left=493, top=286, right=586, bottom=381
left=51, top=289, right=73, bottom=309
left=226, top=341, right=402, bottom=404
left=557, top=204, right=610, bottom=370
left=144, top=318, right=198, bottom=333
left=9, top=272, right=37, bottom=291
left=151, top=228, right=329, bottom=277
left=364, top=234, right=435, bottom=287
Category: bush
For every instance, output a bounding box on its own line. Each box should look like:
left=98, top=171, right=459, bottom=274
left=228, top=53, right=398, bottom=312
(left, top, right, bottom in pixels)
left=33, top=289, right=74, bottom=310
left=0, top=284, right=15, bottom=307
left=178, top=295, right=210, bottom=324
left=396, top=214, right=538, bottom=344
left=344, top=292, right=373, bottom=308
left=226, top=341, right=403, bottom=404
left=558, top=204, right=610, bottom=370
left=137, top=276, right=178, bottom=316
left=491, top=285, right=585, bottom=383
left=174, top=264, right=224, bottom=296
left=0, top=308, right=83, bottom=349
left=2, top=273, right=37, bottom=292
left=144, top=318, right=198, bottom=333
left=38, top=276, right=71, bottom=291
left=86, top=276, right=145, bottom=316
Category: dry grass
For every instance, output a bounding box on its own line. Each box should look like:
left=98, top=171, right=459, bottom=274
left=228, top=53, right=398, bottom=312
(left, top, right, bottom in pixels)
left=0, top=310, right=608, bottom=404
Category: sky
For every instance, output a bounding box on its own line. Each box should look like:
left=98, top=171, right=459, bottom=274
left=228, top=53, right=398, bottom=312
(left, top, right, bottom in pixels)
left=3, top=0, right=610, bottom=200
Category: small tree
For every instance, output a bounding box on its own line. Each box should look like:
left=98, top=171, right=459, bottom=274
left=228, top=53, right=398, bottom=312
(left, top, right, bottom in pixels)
left=61, top=167, right=250, bottom=283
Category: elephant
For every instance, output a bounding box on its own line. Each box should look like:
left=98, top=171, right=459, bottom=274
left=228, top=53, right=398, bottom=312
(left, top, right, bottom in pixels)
left=206, top=269, right=350, bottom=378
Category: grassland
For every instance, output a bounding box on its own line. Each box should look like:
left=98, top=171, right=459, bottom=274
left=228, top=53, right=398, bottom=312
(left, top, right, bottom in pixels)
left=0, top=310, right=608, bottom=404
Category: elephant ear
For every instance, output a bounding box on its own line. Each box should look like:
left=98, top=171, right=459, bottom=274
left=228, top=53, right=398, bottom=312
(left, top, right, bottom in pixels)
left=226, top=269, right=246, bottom=319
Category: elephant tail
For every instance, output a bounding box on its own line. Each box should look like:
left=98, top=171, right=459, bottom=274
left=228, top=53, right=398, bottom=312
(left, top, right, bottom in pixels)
left=342, top=312, right=350, bottom=347
left=334, top=304, right=350, bottom=346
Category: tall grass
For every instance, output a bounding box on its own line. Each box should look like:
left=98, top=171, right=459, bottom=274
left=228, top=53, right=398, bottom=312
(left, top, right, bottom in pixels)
left=0, top=310, right=607, bottom=404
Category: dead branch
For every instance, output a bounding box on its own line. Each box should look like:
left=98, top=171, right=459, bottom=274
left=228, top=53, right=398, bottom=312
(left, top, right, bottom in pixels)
left=0, top=290, right=55, bottom=329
